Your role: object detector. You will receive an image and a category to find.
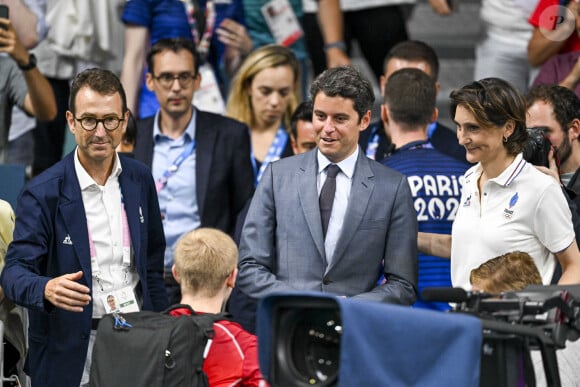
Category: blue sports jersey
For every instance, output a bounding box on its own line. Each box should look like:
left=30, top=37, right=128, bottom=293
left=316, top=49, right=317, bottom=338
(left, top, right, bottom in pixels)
left=383, top=140, right=470, bottom=311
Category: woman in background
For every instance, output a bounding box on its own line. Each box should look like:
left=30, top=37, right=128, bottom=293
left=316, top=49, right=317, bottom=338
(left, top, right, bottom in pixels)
left=226, top=44, right=300, bottom=185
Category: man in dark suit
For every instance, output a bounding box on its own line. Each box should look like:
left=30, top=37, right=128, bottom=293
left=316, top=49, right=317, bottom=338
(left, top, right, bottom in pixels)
left=0, top=68, right=168, bottom=387
left=236, top=66, right=417, bottom=331
left=132, top=38, right=254, bottom=304
left=359, top=40, right=467, bottom=163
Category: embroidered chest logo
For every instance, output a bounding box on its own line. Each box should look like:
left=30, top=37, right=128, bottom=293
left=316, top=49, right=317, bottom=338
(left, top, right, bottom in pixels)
left=503, top=192, right=519, bottom=219
left=463, top=194, right=472, bottom=207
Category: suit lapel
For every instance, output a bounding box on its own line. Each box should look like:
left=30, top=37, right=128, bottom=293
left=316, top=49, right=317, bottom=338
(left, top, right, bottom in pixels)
left=59, top=156, right=92, bottom=287
left=195, top=111, right=215, bottom=221
left=119, top=163, right=142, bottom=267
left=328, top=152, right=375, bottom=271
left=298, top=152, right=325, bottom=260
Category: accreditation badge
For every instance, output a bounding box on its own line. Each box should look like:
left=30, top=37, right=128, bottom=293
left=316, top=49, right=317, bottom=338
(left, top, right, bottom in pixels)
left=194, top=63, right=226, bottom=115
left=100, top=286, right=140, bottom=314
left=261, top=0, right=303, bottom=47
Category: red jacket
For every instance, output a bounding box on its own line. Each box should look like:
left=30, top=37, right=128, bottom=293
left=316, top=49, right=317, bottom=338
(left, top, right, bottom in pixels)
left=169, top=307, right=268, bottom=386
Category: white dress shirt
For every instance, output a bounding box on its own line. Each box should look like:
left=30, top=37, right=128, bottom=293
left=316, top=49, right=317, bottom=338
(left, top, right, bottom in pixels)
left=317, top=148, right=359, bottom=264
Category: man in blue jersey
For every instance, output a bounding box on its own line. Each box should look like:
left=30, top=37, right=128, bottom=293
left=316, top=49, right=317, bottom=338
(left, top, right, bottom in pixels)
left=380, top=68, right=470, bottom=310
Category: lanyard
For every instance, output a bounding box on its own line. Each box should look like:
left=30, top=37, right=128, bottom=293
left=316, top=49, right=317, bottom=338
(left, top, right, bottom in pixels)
left=183, top=0, right=216, bottom=60
left=155, top=140, right=196, bottom=193
left=365, top=125, right=380, bottom=160
left=251, top=127, right=288, bottom=186
left=88, top=191, right=132, bottom=290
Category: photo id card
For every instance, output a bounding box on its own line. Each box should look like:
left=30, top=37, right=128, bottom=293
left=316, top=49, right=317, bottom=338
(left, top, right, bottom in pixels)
left=100, top=286, right=140, bottom=314
left=194, top=63, right=226, bottom=115
left=261, top=0, right=303, bottom=47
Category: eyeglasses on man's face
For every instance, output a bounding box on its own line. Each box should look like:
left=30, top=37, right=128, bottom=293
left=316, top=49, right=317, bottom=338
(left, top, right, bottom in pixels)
left=152, top=72, right=197, bottom=89
left=74, top=115, right=124, bottom=131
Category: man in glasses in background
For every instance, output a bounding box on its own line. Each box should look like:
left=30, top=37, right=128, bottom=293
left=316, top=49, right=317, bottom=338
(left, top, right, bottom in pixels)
left=132, top=37, right=254, bottom=305
left=0, top=68, right=168, bottom=387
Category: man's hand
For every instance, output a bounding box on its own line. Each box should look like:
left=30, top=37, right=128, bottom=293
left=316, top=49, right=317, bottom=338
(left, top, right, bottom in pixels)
left=560, top=55, right=580, bottom=90
left=216, top=19, right=253, bottom=56
left=326, top=48, right=351, bottom=69
left=44, top=271, right=91, bottom=312
left=428, top=0, right=453, bottom=16
left=534, top=148, right=561, bottom=184
left=0, top=17, right=29, bottom=66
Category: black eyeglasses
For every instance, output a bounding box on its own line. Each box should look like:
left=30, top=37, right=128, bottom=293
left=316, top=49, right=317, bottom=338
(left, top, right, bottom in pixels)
left=152, top=72, right=197, bottom=89
left=74, top=116, right=124, bottom=131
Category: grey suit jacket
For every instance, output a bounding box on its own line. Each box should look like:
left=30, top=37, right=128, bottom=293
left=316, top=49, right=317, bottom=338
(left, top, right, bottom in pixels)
left=237, top=148, right=418, bottom=304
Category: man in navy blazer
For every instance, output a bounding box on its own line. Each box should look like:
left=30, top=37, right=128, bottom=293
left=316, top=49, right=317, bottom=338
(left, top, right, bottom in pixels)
left=132, top=38, right=254, bottom=304
left=237, top=67, right=418, bottom=325
left=0, top=69, right=168, bottom=387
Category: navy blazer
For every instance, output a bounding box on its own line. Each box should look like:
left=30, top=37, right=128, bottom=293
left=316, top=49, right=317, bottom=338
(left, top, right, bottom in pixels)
left=0, top=152, right=168, bottom=387
left=133, top=109, right=255, bottom=237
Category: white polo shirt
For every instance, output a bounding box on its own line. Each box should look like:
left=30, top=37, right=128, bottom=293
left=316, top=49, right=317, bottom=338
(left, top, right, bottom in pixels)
left=451, top=153, right=575, bottom=289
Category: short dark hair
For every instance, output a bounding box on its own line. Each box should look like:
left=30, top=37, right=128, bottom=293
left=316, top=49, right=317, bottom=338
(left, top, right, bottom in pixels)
left=146, top=37, right=201, bottom=76
left=525, top=84, right=580, bottom=135
left=69, top=68, right=127, bottom=115
left=383, top=40, right=439, bottom=81
left=450, top=78, right=527, bottom=156
left=310, top=66, right=375, bottom=123
left=290, top=100, right=313, bottom=139
left=383, top=68, right=436, bottom=128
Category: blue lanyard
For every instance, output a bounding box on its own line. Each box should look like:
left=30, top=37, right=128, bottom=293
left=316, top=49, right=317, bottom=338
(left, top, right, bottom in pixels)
left=155, top=140, right=196, bottom=192
left=366, top=125, right=380, bottom=160
left=251, top=127, right=288, bottom=186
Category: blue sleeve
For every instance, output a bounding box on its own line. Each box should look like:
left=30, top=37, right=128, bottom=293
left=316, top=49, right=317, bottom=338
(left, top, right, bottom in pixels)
left=122, top=0, right=193, bottom=43
left=122, top=0, right=153, bottom=27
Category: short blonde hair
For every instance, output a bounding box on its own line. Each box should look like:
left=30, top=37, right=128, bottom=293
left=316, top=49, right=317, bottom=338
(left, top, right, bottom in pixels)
left=469, top=251, right=542, bottom=293
left=226, top=44, right=300, bottom=131
left=0, top=200, right=15, bottom=272
left=174, top=228, right=238, bottom=297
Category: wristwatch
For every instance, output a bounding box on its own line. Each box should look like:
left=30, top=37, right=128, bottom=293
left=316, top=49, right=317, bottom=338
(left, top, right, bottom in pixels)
left=18, top=53, right=37, bottom=71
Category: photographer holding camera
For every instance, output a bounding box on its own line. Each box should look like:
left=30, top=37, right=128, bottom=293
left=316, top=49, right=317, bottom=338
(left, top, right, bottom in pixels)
left=526, top=84, right=580, bottom=197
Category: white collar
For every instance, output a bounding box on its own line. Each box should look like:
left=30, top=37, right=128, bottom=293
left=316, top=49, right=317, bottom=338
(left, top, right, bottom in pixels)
left=317, top=147, right=359, bottom=178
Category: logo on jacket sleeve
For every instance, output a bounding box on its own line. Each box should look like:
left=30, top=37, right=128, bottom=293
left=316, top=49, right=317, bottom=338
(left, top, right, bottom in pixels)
left=503, top=192, right=519, bottom=219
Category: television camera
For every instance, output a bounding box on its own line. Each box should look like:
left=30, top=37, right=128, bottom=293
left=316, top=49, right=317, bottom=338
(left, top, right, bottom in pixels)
left=423, top=285, right=580, bottom=387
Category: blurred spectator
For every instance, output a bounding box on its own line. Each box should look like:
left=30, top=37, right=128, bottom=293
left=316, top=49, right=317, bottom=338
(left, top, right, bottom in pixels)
left=120, top=0, right=251, bottom=118
left=289, top=100, right=316, bottom=154
left=4, top=0, right=48, bottom=169
left=532, top=50, right=580, bottom=98
left=0, top=199, right=27, bottom=385
left=359, top=40, right=467, bottom=163
left=0, top=14, right=56, bottom=163
left=528, top=0, right=580, bottom=68
left=474, top=0, right=539, bottom=93
left=302, top=0, right=410, bottom=79
left=243, top=0, right=348, bottom=97
left=226, top=44, right=299, bottom=185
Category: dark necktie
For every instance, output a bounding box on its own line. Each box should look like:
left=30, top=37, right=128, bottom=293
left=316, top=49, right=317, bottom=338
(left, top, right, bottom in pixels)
left=319, top=164, right=340, bottom=239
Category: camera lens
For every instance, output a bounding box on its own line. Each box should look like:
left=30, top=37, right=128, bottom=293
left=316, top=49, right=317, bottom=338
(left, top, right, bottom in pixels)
left=271, top=299, right=342, bottom=386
